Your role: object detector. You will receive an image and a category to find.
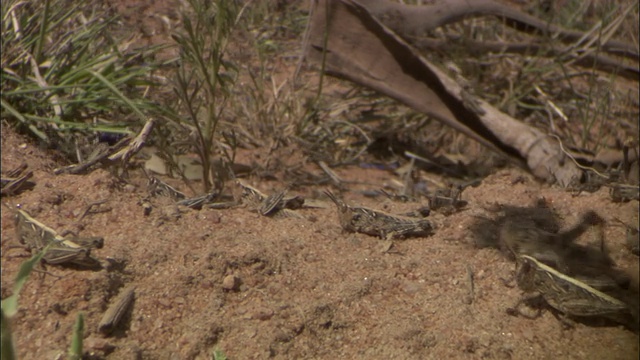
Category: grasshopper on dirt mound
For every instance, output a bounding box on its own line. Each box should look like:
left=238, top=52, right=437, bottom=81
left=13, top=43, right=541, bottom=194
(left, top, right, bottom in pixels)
left=324, top=190, right=433, bottom=240
left=510, top=254, right=634, bottom=328
left=237, top=180, right=305, bottom=217
left=14, top=208, right=102, bottom=267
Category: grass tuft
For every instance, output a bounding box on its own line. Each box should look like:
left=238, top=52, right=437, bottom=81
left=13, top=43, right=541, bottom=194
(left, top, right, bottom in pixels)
left=1, top=0, right=164, bottom=158
left=167, top=0, right=246, bottom=191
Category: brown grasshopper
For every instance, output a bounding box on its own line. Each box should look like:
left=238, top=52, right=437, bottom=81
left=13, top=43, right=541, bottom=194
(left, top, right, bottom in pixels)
left=176, top=191, right=220, bottom=210
left=428, top=185, right=468, bottom=215
left=1, top=163, right=34, bottom=196
left=146, top=173, right=224, bottom=210
left=510, top=255, right=633, bottom=328
left=609, top=183, right=639, bottom=202
left=324, top=190, right=433, bottom=240
left=15, top=209, right=102, bottom=267
left=146, top=175, right=187, bottom=201
left=237, top=180, right=304, bottom=217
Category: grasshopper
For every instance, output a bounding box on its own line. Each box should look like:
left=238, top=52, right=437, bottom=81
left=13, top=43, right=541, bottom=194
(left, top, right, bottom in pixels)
left=428, top=185, right=468, bottom=215
left=146, top=175, right=187, bottom=201
left=146, top=174, right=224, bottom=209
left=41, top=243, right=100, bottom=267
left=324, top=190, right=433, bottom=240
left=259, top=188, right=287, bottom=216
left=237, top=180, right=267, bottom=208
left=609, top=183, right=639, bottom=202
left=510, top=255, right=633, bottom=327
left=237, top=180, right=305, bottom=217
left=14, top=209, right=102, bottom=267
left=1, top=163, right=34, bottom=196
left=176, top=191, right=220, bottom=210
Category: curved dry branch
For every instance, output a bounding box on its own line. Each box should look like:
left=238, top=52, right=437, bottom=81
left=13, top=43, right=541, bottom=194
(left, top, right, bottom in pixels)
left=305, top=0, right=586, bottom=186
left=363, top=0, right=639, bottom=61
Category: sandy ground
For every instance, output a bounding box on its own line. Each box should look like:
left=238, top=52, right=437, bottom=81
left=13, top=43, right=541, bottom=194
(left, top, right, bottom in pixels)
left=1, top=0, right=638, bottom=359
left=2, top=122, right=639, bottom=359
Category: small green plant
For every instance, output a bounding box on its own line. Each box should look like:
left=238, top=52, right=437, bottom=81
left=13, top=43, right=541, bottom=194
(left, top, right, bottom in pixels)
left=169, top=0, right=247, bottom=192
left=163, top=0, right=329, bottom=191
left=68, top=313, right=84, bottom=360
left=212, top=348, right=227, bottom=360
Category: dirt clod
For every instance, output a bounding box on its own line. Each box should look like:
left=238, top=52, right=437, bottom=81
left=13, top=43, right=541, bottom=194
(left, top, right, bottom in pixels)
left=222, top=275, right=241, bottom=291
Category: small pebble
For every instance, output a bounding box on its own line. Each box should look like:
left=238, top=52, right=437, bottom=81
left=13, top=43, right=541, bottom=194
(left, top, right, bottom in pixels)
left=252, top=308, right=274, bottom=320
left=222, top=275, right=241, bottom=291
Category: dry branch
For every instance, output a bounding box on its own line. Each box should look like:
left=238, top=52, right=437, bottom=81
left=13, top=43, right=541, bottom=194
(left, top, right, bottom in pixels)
left=305, top=0, right=590, bottom=186
left=362, top=0, right=639, bottom=61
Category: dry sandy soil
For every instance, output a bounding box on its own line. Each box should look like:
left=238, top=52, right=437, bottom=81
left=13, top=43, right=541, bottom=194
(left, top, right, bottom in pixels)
left=1, top=1, right=639, bottom=359
left=2, top=126, right=639, bottom=360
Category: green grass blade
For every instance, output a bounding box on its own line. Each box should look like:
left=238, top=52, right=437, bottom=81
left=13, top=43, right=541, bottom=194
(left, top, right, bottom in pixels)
left=86, top=70, right=147, bottom=122
left=0, top=98, right=49, bottom=141
left=33, top=0, right=51, bottom=63
left=67, top=312, right=84, bottom=360
left=1, top=308, right=16, bottom=360
left=20, top=114, right=133, bottom=134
